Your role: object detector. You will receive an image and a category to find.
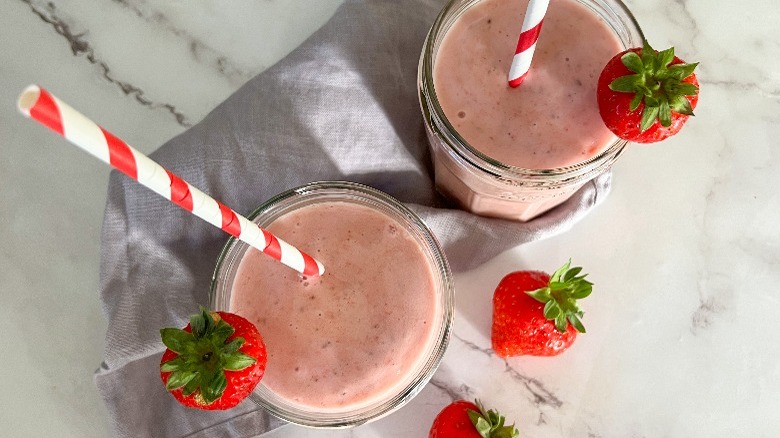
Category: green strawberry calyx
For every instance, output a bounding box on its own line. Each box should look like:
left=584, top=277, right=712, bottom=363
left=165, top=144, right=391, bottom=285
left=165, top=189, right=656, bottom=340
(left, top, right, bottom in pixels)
left=160, top=308, right=256, bottom=404
left=609, top=40, right=699, bottom=132
left=467, top=399, right=520, bottom=438
left=526, top=260, right=592, bottom=333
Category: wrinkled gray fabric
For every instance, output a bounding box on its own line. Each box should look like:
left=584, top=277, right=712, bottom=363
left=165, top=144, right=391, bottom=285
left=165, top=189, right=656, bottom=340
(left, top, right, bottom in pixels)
left=94, top=0, right=612, bottom=436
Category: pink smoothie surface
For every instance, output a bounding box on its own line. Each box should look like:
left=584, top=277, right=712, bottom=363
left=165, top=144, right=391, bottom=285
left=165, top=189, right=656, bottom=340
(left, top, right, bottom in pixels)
left=229, top=201, right=439, bottom=410
left=433, top=0, right=623, bottom=169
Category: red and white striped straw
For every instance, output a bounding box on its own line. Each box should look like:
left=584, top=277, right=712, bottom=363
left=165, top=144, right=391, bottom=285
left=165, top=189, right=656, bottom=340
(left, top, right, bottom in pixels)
left=17, top=85, right=324, bottom=277
left=508, top=0, right=550, bottom=88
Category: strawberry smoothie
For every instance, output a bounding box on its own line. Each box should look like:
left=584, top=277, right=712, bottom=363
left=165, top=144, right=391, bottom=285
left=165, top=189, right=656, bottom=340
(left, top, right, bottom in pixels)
left=229, top=200, right=441, bottom=412
left=433, top=0, right=623, bottom=169
left=419, top=0, right=643, bottom=221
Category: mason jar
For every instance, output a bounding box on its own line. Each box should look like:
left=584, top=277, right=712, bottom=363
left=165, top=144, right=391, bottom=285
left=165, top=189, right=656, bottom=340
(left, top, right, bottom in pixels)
left=211, top=181, right=454, bottom=427
left=418, top=0, right=644, bottom=221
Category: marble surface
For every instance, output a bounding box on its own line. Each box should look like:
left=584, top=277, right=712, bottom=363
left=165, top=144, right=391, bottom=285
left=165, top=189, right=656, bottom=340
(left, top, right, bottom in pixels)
left=1, top=0, right=778, bottom=437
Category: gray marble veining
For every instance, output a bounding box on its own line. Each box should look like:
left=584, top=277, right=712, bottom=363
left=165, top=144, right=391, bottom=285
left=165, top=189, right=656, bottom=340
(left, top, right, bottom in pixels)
left=21, top=0, right=192, bottom=126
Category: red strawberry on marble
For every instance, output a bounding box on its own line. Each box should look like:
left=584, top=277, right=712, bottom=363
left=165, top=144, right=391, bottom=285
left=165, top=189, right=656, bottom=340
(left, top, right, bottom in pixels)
left=491, top=260, right=592, bottom=357
left=429, top=399, right=519, bottom=438
left=159, top=308, right=267, bottom=410
left=597, top=40, right=699, bottom=143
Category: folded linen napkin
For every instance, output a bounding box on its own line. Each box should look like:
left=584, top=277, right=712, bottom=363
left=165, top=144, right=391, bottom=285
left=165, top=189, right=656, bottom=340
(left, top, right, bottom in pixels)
left=94, top=0, right=612, bottom=436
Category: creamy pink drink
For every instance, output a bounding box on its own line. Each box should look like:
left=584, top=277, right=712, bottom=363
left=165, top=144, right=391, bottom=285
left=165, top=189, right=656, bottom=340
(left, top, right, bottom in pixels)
left=228, top=199, right=442, bottom=413
left=434, top=0, right=621, bottom=169
left=419, top=0, right=644, bottom=220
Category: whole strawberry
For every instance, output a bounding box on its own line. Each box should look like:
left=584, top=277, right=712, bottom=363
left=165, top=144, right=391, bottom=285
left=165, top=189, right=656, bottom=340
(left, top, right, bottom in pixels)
left=429, top=399, right=519, bottom=438
left=159, top=308, right=267, bottom=410
left=597, top=40, right=699, bottom=143
left=492, top=260, right=592, bottom=357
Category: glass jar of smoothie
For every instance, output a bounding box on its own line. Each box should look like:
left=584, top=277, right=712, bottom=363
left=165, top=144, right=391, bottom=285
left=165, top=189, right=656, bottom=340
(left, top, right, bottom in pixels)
left=210, top=181, right=454, bottom=427
left=418, top=0, right=644, bottom=221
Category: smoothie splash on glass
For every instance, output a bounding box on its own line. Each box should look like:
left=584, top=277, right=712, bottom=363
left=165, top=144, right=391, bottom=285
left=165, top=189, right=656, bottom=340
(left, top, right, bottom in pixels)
left=418, top=0, right=644, bottom=221
left=210, top=182, right=454, bottom=427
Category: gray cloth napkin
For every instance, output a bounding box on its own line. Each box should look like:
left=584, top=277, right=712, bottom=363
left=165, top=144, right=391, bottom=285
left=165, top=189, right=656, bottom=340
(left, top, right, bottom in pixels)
left=94, top=0, right=612, bottom=436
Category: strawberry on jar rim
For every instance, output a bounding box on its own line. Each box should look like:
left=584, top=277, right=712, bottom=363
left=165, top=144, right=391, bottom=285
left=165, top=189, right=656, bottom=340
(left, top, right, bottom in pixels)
left=159, top=308, right=267, bottom=410
left=429, top=399, right=519, bottom=438
left=597, top=40, right=700, bottom=143
left=491, top=260, right=592, bottom=357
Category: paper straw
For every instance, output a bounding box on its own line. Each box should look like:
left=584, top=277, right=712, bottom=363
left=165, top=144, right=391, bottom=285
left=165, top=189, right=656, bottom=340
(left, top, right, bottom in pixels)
left=508, top=0, right=550, bottom=87
left=17, top=85, right=325, bottom=277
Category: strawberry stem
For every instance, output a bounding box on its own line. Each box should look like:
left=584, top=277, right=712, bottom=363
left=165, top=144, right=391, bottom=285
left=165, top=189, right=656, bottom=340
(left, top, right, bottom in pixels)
left=608, top=40, right=699, bottom=132
left=525, top=260, right=592, bottom=333
left=160, top=308, right=256, bottom=404
left=467, top=400, right=520, bottom=438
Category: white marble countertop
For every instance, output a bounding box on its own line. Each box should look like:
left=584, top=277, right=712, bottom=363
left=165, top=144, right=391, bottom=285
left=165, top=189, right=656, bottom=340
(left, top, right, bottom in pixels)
left=1, top=0, right=778, bottom=436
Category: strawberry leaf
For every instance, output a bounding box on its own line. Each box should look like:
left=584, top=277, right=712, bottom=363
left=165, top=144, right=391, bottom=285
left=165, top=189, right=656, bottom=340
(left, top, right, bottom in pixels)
left=211, top=321, right=235, bottom=344
left=555, top=314, right=568, bottom=333
left=223, top=352, right=256, bottom=371
left=550, top=260, right=570, bottom=283
left=675, top=82, right=699, bottom=96
left=629, top=93, right=643, bottom=112
left=549, top=281, right=568, bottom=291
left=166, top=370, right=198, bottom=390
left=191, top=311, right=207, bottom=338
left=570, top=282, right=593, bottom=299
left=543, top=300, right=561, bottom=319
left=568, top=313, right=586, bottom=334
left=640, top=106, right=660, bottom=132
left=667, top=62, right=698, bottom=81
left=223, top=337, right=245, bottom=354
left=609, top=74, right=642, bottom=93
left=490, top=411, right=504, bottom=428
left=526, top=288, right=552, bottom=303
left=474, top=416, right=492, bottom=437
left=201, top=370, right=228, bottom=404
left=659, top=99, right=672, bottom=127
left=644, top=94, right=660, bottom=108
left=161, top=328, right=196, bottom=353
left=494, top=427, right=520, bottom=438
left=656, top=47, right=675, bottom=70
left=202, top=309, right=215, bottom=334
left=468, top=400, right=520, bottom=438
left=182, top=377, right=200, bottom=397
left=467, top=410, right=483, bottom=429
left=669, top=94, right=694, bottom=116
left=160, top=355, right=187, bottom=372
left=641, top=40, right=656, bottom=72
left=563, top=266, right=583, bottom=282
left=620, top=51, right=644, bottom=73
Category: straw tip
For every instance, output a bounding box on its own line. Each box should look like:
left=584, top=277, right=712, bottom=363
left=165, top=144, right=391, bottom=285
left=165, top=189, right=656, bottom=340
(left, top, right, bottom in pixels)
left=17, top=85, right=42, bottom=116
left=508, top=75, right=527, bottom=88
left=306, top=260, right=326, bottom=278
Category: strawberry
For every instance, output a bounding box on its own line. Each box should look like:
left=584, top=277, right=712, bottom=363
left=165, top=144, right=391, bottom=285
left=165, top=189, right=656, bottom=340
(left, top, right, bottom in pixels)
left=159, top=308, right=267, bottom=410
left=429, top=399, right=519, bottom=438
left=491, top=260, right=592, bottom=357
left=597, top=40, right=699, bottom=143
